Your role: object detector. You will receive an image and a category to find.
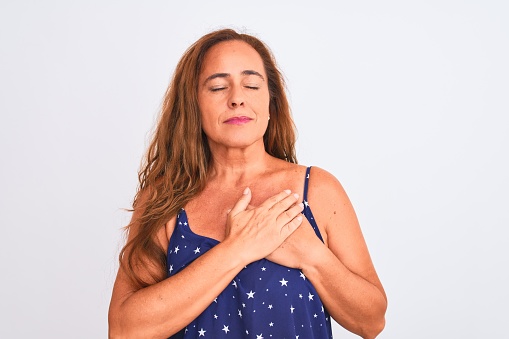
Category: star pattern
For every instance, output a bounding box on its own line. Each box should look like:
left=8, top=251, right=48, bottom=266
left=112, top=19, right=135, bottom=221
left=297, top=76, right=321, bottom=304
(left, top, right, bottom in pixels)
left=166, top=167, right=332, bottom=338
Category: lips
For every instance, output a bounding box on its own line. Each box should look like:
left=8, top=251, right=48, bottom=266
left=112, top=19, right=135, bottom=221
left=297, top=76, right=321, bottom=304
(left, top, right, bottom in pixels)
left=224, top=116, right=253, bottom=125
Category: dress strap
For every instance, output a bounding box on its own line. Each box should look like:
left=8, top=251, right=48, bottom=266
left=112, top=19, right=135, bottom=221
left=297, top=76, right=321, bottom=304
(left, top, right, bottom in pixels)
left=303, top=166, right=312, bottom=202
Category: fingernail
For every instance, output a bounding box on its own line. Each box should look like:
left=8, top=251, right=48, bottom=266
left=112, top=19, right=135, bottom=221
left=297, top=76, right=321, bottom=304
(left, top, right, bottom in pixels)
left=293, top=193, right=299, bottom=199
left=284, top=189, right=291, bottom=194
left=296, top=215, right=303, bottom=222
left=243, top=187, right=250, bottom=195
left=298, top=202, right=304, bottom=209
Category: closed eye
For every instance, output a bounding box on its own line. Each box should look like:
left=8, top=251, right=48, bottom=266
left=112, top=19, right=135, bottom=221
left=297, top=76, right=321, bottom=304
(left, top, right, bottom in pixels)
left=210, top=87, right=227, bottom=92
left=245, top=86, right=259, bottom=90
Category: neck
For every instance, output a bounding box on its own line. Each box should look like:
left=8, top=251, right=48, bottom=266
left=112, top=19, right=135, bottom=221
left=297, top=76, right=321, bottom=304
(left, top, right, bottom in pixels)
left=207, top=141, right=273, bottom=187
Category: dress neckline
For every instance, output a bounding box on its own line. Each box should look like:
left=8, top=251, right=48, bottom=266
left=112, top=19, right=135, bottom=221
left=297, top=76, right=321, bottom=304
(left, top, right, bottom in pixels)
left=178, top=208, right=222, bottom=244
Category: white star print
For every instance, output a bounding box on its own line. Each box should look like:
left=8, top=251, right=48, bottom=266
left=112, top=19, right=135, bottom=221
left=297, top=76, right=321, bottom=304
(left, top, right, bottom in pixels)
left=184, top=222, right=187, bottom=226
left=171, top=198, right=332, bottom=336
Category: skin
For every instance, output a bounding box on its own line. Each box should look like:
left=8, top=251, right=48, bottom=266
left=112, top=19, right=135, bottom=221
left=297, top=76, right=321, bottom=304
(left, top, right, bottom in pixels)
left=108, top=40, right=387, bottom=339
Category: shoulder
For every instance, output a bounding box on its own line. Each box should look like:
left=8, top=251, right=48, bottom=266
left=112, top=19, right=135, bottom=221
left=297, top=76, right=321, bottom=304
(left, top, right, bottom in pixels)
left=308, top=166, right=347, bottom=199
left=307, top=166, right=357, bottom=233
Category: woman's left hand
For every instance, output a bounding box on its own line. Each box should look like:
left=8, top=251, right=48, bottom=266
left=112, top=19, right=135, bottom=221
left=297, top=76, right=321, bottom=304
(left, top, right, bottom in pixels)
left=265, top=216, right=325, bottom=269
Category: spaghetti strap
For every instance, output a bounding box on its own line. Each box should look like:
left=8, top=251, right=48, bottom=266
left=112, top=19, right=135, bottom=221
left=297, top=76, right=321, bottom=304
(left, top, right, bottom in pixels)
left=303, top=166, right=312, bottom=202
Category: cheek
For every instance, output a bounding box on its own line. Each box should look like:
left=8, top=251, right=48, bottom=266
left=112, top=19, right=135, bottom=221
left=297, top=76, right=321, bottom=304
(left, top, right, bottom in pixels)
left=198, top=96, right=216, bottom=122
left=250, top=90, right=270, bottom=112
left=260, top=92, right=271, bottom=114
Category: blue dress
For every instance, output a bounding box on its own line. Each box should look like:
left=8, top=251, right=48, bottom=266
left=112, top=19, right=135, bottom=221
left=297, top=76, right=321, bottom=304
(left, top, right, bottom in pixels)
left=167, top=167, right=333, bottom=338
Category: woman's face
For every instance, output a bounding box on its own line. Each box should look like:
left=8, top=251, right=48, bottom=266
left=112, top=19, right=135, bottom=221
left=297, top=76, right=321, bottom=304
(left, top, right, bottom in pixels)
left=198, top=40, right=270, bottom=151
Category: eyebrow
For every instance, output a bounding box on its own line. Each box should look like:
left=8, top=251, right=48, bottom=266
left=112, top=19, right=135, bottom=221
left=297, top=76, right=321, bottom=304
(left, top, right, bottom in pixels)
left=203, top=70, right=265, bottom=84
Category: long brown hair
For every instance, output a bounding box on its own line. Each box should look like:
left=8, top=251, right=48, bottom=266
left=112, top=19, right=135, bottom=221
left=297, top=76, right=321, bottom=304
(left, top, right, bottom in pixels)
left=120, top=28, right=298, bottom=288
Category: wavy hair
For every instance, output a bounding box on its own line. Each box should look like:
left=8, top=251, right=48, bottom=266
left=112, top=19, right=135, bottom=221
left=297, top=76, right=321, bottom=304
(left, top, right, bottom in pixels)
left=120, top=28, right=298, bottom=288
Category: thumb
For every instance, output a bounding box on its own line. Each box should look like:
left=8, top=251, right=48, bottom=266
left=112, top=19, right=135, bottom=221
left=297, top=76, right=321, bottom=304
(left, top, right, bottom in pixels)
left=229, top=187, right=252, bottom=216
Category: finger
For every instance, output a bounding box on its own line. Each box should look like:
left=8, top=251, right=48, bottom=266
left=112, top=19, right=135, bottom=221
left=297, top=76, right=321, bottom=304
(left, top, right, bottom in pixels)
left=267, top=192, right=301, bottom=216
left=276, top=202, right=304, bottom=226
left=229, top=187, right=252, bottom=216
left=258, top=189, right=293, bottom=210
left=280, top=215, right=303, bottom=239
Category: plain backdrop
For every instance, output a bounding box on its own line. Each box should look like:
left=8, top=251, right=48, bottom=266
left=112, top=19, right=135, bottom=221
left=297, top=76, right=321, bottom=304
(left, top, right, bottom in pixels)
left=1, top=1, right=508, bottom=338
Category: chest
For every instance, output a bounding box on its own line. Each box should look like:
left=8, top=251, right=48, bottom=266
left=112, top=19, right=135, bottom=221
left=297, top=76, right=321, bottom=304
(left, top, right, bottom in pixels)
left=184, top=183, right=303, bottom=242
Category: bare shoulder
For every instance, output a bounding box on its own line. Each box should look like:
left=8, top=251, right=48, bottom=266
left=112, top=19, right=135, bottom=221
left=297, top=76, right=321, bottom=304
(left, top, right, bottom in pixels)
left=307, top=166, right=351, bottom=211
left=274, top=163, right=347, bottom=209
left=306, top=166, right=359, bottom=237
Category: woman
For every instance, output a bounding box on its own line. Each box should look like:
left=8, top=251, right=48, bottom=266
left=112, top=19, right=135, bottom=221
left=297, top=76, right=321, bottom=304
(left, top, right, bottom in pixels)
left=109, top=29, right=387, bottom=339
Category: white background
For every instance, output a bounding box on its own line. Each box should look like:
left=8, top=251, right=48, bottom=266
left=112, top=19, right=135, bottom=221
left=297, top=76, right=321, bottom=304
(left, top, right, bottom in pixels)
left=1, top=1, right=508, bottom=338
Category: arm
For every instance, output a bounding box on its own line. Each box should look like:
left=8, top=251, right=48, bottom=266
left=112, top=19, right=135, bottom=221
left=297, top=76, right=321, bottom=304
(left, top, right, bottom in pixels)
left=266, top=167, right=387, bottom=338
left=108, top=188, right=304, bottom=339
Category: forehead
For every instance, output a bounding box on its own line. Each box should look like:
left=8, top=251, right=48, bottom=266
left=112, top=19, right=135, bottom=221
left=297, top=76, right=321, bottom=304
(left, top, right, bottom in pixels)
left=200, top=40, right=266, bottom=78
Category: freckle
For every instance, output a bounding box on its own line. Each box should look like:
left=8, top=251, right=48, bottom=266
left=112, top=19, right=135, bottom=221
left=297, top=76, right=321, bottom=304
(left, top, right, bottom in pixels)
left=333, top=211, right=336, bottom=215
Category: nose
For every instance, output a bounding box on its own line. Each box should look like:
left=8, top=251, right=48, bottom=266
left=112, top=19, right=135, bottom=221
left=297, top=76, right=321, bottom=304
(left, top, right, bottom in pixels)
left=228, top=86, right=245, bottom=108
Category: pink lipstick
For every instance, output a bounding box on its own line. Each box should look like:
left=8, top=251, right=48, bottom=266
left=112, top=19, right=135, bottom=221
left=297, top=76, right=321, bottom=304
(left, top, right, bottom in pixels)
left=224, top=116, right=253, bottom=125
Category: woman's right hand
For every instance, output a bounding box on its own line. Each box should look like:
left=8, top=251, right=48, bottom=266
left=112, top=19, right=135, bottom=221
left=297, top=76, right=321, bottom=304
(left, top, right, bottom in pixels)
left=223, top=187, right=304, bottom=264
